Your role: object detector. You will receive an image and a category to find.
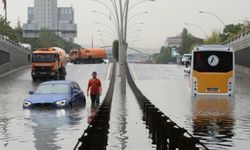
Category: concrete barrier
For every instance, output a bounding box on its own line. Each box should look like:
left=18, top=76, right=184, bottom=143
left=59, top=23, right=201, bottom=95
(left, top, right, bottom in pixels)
left=126, top=63, right=208, bottom=150
left=0, top=34, right=31, bottom=76
left=74, top=62, right=116, bottom=150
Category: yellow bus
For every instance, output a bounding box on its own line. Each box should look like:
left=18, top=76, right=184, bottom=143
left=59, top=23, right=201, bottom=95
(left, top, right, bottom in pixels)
left=190, top=45, right=235, bottom=96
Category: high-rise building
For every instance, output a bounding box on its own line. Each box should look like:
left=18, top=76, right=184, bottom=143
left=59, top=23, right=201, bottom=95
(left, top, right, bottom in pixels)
left=23, top=0, right=77, bottom=42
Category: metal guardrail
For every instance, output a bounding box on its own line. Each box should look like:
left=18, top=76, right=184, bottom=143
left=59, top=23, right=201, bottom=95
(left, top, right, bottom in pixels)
left=0, top=34, right=30, bottom=52
left=222, top=29, right=250, bottom=45
left=126, top=64, right=209, bottom=150
left=74, top=61, right=116, bottom=150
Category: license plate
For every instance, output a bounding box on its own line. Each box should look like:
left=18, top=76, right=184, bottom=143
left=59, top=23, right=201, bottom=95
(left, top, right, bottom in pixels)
left=207, top=88, right=219, bottom=92
left=39, top=72, right=47, bottom=75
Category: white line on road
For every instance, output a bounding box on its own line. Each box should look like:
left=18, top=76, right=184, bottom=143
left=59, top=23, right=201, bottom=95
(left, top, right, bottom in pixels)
left=129, top=64, right=138, bottom=80
left=106, top=63, right=112, bottom=80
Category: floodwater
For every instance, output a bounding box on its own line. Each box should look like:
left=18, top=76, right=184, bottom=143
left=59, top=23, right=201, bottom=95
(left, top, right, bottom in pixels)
left=107, top=69, right=155, bottom=150
left=129, top=63, right=250, bottom=150
left=0, top=64, right=111, bottom=150
left=1, top=63, right=250, bottom=150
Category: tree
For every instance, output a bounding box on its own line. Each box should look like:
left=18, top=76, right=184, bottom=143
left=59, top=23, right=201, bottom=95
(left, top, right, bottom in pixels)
left=179, top=28, right=203, bottom=55
left=0, top=15, right=20, bottom=42
left=220, top=24, right=243, bottom=41
left=204, top=30, right=221, bottom=44
left=153, top=46, right=176, bottom=64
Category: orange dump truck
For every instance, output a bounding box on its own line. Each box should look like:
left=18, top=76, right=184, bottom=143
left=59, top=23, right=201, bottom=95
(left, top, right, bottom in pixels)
left=31, top=47, right=67, bottom=81
left=69, top=48, right=107, bottom=64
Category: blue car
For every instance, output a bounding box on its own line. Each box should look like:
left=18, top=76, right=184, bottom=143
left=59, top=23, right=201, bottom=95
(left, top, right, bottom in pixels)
left=23, top=81, right=86, bottom=108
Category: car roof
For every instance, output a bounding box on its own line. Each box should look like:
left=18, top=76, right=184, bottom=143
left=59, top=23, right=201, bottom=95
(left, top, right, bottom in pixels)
left=40, top=80, right=74, bottom=85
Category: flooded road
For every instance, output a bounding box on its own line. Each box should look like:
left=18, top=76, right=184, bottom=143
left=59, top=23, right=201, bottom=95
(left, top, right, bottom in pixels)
left=129, top=63, right=250, bottom=150
left=107, top=69, right=155, bottom=150
left=0, top=64, right=111, bottom=150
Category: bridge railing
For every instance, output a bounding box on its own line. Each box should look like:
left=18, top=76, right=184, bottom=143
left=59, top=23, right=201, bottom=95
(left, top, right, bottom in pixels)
left=126, top=63, right=209, bottom=150
left=0, top=34, right=31, bottom=53
left=222, top=29, right=250, bottom=45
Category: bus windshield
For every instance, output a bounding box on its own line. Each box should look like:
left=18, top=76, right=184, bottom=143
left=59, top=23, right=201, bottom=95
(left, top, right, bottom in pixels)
left=32, top=54, right=56, bottom=62
left=193, top=51, right=233, bottom=72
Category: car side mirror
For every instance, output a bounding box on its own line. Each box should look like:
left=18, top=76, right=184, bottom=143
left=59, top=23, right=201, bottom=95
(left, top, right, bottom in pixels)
left=29, top=91, right=34, bottom=95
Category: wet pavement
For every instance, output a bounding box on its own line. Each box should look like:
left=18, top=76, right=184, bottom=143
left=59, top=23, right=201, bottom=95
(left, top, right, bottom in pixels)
left=107, top=68, right=155, bottom=150
left=129, top=63, right=250, bottom=150
left=1, top=63, right=250, bottom=150
left=0, top=64, right=111, bottom=150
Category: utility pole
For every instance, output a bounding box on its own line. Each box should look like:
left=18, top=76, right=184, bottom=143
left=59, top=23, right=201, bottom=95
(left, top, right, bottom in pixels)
left=3, top=0, right=7, bottom=21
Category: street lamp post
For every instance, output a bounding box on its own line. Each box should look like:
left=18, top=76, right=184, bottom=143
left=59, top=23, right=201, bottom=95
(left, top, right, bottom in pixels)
left=185, top=23, right=208, bottom=39
left=92, top=0, right=155, bottom=90
left=128, top=11, right=149, bottom=23
left=95, top=22, right=118, bottom=38
left=97, top=30, right=116, bottom=40
left=128, top=22, right=143, bottom=28
left=199, top=11, right=225, bottom=27
left=129, top=0, right=155, bottom=11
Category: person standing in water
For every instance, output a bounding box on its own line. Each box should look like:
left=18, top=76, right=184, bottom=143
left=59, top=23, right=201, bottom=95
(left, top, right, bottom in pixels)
left=87, top=71, right=102, bottom=104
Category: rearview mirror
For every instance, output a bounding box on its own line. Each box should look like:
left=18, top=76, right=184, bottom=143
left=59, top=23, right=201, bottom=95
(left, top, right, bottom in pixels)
left=29, top=91, right=34, bottom=95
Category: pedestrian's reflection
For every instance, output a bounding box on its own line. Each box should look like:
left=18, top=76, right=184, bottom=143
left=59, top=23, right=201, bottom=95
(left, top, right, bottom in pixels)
left=87, top=103, right=100, bottom=124
left=192, top=96, right=235, bottom=143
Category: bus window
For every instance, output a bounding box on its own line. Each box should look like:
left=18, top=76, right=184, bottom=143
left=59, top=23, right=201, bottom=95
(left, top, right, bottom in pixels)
left=193, top=51, right=233, bottom=73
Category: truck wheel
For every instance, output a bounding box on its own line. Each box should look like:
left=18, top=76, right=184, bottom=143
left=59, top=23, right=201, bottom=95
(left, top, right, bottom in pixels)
left=32, top=76, right=38, bottom=81
left=76, top=60, right=80, bottom=64
left=60, top=73, right=65, bottom=80
left=59, top=67, right=66, bottom=80
left=55, top=72, right=60, bottom=80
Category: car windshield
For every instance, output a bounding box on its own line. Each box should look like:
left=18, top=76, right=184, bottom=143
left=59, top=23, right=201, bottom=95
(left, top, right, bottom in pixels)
left=193, top=51, right=233, bottom=72
left=35, top=84, right=69, bottom=94
left=32, top=54, right=56, bottom=62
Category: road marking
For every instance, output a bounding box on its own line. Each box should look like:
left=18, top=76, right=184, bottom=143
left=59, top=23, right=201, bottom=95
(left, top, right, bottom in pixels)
left=129, top=64, right=138, bottom=80
left=106, top=63, right=112, bottom=80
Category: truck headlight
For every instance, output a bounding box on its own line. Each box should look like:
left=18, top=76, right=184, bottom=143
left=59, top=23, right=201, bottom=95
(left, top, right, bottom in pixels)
left=56, top=100, right=67, bottom=106
left=23, top=101, right=32, bottom=107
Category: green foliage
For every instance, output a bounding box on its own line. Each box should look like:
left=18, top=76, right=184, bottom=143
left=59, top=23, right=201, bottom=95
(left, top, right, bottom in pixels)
left=0, top=15, right=80, bottom=53
left=112, top=40, right=119, bottom=61
left=20, top=31, right=80, bottom=53
left=179, top=28, right=203, bottom=55
left=220, top=24, right=243, bottom=41
left=153, top=46, right=176, bottom=64
left=0, top=16, right=21, bottom=42
left=204, top=30, right=222, bottom=44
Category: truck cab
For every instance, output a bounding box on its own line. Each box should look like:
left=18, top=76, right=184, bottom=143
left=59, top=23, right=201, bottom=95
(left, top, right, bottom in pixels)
left=31, top=47, right=67, bottom=81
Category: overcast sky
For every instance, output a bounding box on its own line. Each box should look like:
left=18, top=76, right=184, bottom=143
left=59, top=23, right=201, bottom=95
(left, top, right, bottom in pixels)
left=1, top=0, right=250, bottom=52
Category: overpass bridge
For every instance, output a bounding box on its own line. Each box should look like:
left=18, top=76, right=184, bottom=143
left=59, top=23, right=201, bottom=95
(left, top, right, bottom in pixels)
left=222, top=29, right=250, bottom=73
left=0, top=35, right=31, bottom=76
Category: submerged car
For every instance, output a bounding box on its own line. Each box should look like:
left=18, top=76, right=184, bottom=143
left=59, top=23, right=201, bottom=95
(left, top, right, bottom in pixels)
left=23, top=81, right=86, bottom=108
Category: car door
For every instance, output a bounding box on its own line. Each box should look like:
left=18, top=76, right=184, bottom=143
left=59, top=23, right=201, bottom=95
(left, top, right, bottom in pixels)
left=70, top=83, right=79, bottom=106
left=72, top=82, right=84, bottom=104
left=74, top=82, right=85, bottom=103
left=73, top=82, right=85, bottom=104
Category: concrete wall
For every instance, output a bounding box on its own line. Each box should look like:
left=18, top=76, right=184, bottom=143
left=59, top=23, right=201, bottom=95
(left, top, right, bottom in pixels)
left=0, top=35, right=31, bottom=75
left=222, top=30, right=250, bottom=75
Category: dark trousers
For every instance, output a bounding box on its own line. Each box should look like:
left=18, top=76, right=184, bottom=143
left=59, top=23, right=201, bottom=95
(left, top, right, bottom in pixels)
left=90, top=94, right=100, bottom=104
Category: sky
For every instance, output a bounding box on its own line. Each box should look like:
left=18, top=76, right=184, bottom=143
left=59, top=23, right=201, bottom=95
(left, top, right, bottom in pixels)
left=1, top=0, right=250, bottom=53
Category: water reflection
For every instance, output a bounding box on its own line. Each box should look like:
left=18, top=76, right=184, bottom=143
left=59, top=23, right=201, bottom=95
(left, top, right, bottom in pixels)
left=87, top=103, right=99, bottom=124
left=192, top=96, right=235, bottom=148
left=24, top=107, right=85, bottom=150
